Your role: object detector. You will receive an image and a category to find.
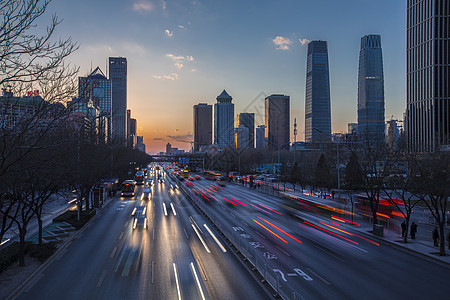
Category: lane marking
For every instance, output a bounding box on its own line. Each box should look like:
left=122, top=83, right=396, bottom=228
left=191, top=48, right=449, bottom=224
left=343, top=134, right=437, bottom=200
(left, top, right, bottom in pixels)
left=314, top=245, right=344, bottom=262
left=255, top=231, right=267, bottom=240
left=307, top=268, right=332, bottom=286
left=119, top=232, right=124, bottom=240
left=294, top=268, right=313, bottom=281
left=170, top=202, right=177, bottom=216
left=163, top=203, right=168, bottom=216
left=273, top=269, right=287, bottom=282
left=190, top=216, right=203, bottom=234
left=204, top=224, right=227, bottom=252
left=110, top=247, right=118, bottom=258
left=183, top=228, right=189, bottom=239
left=275, top=245, right=291, bottom=257
left=191, top=224, right=211, bottom=253
left=151, top=261, right=155, bottom=284
left=96, top=270, right=107, bottom=288
left=287, top=273, right=298, bottom=277
left=173, top=263, right=182, bottom=300
left=190, top=262, right=206, bottom=300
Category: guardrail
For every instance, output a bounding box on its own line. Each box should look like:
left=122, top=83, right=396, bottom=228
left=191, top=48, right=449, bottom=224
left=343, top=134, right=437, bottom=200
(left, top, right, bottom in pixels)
left=166, top=172, right=305, bottom=300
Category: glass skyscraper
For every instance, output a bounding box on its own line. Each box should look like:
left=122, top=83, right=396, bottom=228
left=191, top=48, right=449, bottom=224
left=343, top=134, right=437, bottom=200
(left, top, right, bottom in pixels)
left=214, top=90, right=235, bottom=148
left=193, top=103, right=212, bottom=152
left=265, top=94, right=290, bottom=150
left=304, top=41, right=331, bottom=143
left=407, top=0, right=449, bottom=152
left=109, top=57, right=127, bottom=144
left=237, top=113, right=255, bottom=148
left=357, top=34, right=385, bottom=143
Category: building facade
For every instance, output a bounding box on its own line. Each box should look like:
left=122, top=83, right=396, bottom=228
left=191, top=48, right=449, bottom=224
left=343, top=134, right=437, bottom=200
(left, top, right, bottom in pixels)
left=109, top=57, right=127, bottom=145
left=193, top=103, right=212, bottom=152
left=255, top=125, right=266, bottom=149
left=407, top=0, right=449, bottom=152
left=265, top=94, right=290, bottom=150
left=304, top=41, right=332, bottom=143
left=237, top=113, right=255, bottom=148
left=357, top=34, right=385, bottom=143
left=214, top=90, right=235, bottom=148
left=235, top=125, right=250, bottom=149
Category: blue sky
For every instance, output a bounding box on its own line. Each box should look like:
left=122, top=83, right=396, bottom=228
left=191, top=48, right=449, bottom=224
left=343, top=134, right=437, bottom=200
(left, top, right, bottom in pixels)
left=50, top=0, right=406, bottom=153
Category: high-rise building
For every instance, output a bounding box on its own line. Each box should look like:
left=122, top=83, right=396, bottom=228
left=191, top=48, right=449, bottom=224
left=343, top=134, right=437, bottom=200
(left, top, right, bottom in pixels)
left=407, top=0, right=449, bottom=152
left=348, top=123, right=358, bottom=135
left=214, top=90, right=235, bottom=148
left=193, top=103, right=212, bottom=152
left=237, top=113, right=255, bottom=148
left=235, top=125, right=250, bottom=149
left=304, top=41, right=332, bottom=143
left=130, top=118, right=137, bottom=136
left=78, top=67, right=111, bottom=142
left=255, top=125, right=266, bottom=149
left=357, top=35, right=385, bottom=143
left=109, top=57, right=127, bottom=144
left=265, top=94, right=290, bottom=150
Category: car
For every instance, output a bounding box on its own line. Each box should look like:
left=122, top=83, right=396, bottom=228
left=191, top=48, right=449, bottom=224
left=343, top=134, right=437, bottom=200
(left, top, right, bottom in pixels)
left=158, top=178, right=164, bottom=184
left=131, top=206, right=148, bottom=230
left=141, top=187, right=152, bottom=200
left=174, top=184, right=179, bottom=189
left=146, top=179, right=154, bottom=186
left=195, top=175, right=202, bottom=180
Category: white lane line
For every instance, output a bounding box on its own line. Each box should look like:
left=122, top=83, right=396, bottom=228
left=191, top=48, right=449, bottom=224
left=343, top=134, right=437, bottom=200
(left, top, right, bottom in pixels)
left=163, top=202, right=168, bottom=216
left=151, top=260, right=155, bottom=284
left=293, top=268, right=313, bottom=281
left=183, top=228, right=189, bottom=239
left=119, top=232, right=124, bottom=240
left=273, top=269, right=287, bottom=282
left=307, top=268, right=332, bottom=286
left=191, top=224, right=211, bottom=253
left=203, top=224, right=226, bottom=252
left=314, top=245, right=344, bottom=262
left=96, top=270, right=107, bottom=288
left=275, top=245, right=291, bottom=257
left=110, top=247, right=118, bottom=258
left=170, top=202, right=177, bottom=216
left=190, top=216, right=203, bottom=234
left=190, top=262, right=206, bottom=300
left=173, top=263, right=182, bottom=300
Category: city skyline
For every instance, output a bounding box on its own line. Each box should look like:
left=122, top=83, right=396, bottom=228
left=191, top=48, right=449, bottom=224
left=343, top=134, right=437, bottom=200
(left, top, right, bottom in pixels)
left=50, top=0, right=407, bottom=153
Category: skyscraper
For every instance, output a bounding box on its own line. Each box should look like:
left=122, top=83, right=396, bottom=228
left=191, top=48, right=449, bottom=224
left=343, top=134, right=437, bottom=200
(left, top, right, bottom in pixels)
left=78, top=67, right=111, bottom=142
left=235, top=125, right=250, bottom=149
left=193, top=103, right=212, bottom=152
left=109, top=57, right=127, bottom=144
left=255, top=125, right=265, bottom=149
left=214, top=90, right=235, bottom=148
left=407, top=0, right=449, bottom=152
left=304, top=41, right=331, bottom=143
left=265, top=94, right=290, bottom=150
left=237, top=113, right=255, bottom=148
left=357, top=34, right=385, bottom=143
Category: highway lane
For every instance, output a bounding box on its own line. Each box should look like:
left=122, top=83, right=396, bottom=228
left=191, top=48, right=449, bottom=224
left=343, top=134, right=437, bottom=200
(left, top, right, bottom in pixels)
left=184, top=175, right=450, bottom=300
left=14, top=169, right=270, bottom=300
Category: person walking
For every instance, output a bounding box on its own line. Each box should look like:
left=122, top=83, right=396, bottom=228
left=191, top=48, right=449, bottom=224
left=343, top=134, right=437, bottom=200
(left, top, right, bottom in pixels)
left=401, top=221, right=406, bottom=237
left=432, top=227, right=439, bottom=246
left=410, top=222, right=417, bottom=239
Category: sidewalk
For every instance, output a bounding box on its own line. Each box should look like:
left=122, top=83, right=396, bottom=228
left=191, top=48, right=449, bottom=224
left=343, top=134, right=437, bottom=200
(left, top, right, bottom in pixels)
left=235, top=182, right=450, bottom=266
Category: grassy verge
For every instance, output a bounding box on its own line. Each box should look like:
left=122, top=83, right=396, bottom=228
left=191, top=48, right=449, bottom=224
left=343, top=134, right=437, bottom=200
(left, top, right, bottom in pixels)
left=53, top=209, right=96, bottom=230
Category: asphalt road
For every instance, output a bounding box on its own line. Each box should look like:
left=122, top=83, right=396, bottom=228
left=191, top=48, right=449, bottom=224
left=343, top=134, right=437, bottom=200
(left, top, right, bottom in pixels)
left=14, top=170, right=270, bottom=300
left=185, top=175, right=450, bottom=300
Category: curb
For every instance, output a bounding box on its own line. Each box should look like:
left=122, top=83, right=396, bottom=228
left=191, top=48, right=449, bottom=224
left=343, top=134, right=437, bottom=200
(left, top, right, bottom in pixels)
left=6, top=194, right=119, bottom=300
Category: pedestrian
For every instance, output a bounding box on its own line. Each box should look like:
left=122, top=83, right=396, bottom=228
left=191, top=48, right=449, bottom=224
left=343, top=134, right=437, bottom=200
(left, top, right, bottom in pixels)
left=401, top=220, right=406, bottom=237
left=410, top=222, right=417, bottom=239
left=432, top=227, right=439, bottom=246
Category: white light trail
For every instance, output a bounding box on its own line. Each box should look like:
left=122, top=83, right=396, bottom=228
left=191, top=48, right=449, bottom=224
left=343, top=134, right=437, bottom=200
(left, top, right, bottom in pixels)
left=204, top=224, right=226, bottom=252
left=191, top=224, right=210, bottom=253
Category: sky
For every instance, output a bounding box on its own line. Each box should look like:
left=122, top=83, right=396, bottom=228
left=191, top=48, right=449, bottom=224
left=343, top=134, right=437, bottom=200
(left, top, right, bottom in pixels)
left=49, top=0, right=407, bottom=154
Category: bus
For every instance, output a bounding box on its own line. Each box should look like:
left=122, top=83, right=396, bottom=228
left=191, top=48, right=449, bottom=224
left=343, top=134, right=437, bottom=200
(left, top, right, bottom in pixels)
left=135, top=171, right=145, bottom=185
left=182, top=170, right=189, bottom=178
left=121, top=180, right=135, bottom=197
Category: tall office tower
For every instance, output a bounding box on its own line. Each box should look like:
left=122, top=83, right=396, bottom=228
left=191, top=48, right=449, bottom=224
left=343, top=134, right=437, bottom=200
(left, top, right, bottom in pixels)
left=407, top=1, right=449, bottom=152
left=130, top=118, right=137, bottom=136
left=265, top=94, right=290, bottom=150
left=357, top=35, right=385, bottom=144
left=193, top=103, right=213, bottom=152
left=214, top=90, right=235, bottom=148
left=109, top=57, right=127, bottom=144
left=78, top=67, right=111, bottom=142
left=255, top=125, right=266, bottom=149
left=304, top=41, right=332, bottom=143
left=235, top=125, right=250, bottom=149
left=237, top=113, right=255, bottom=148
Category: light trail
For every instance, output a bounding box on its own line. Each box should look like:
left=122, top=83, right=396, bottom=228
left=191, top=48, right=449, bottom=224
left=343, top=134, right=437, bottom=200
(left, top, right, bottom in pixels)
left=191, top=224, right=211, bottom=253
left=258, top=204, right=282, bottom=215
left=250, top=204, right=272, bottom=215
left=253, top=219, right=288, bottom=243
left=163, top=203, right=168, bottom=216
left=258, top=217, right=302, bottom=243
left=204, top=224, right=227, bottom=252
left=173, top=263, right=182, bottom=300
left=190, top=262, right=206, bottom=300
left=170, top=203, right=177, bottom=216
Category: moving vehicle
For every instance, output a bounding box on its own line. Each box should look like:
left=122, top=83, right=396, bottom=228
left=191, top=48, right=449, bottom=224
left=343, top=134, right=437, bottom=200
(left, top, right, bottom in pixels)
left=132, top=205, right=148, bottom=230
left=141, top=187, right=152, bottom=200
left=182, top=170, right=189, bottom=178
left=217, top=176, right=227, bottom=187
left=135, top=171, right=145, bottom=185
left=121, top=180, right=135, bottom=197
left=204, top=171, right=221, bottom=180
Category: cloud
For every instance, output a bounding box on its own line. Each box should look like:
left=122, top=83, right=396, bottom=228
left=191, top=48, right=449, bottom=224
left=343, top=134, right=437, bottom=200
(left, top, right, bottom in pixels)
left=162, top=0, right=167, bottom=10
left=165, top=29, right=173, bottom=37
left=167, top=133, right=193, bottom=142
left=191, top=68, right=197, bottom=72
left=186, top=56, right=194, bottom=61
left=152, top=73, right=179, bottom=80
left=178, top=25, right=185, bottom=29
left=166, top=53, right=185, bottom=61
left=133, top=1, right=154, bottom=12
left=299, top=38, right=310, bottom=46
left=272, top=36, right=293, bottom=50
left=153, top=137, right=164, bottom=140
left=174, top=62, right=184, bottom=70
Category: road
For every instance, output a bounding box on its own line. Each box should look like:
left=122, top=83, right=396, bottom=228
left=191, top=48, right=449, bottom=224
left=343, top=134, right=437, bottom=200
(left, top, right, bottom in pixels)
left=184, top=174, right=450, bottom=300
left=14, top=169, right=270, bottom=300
